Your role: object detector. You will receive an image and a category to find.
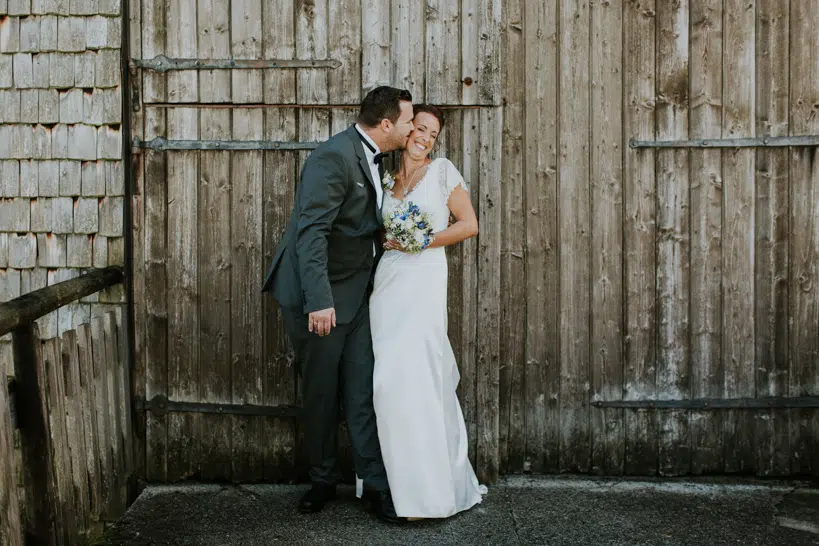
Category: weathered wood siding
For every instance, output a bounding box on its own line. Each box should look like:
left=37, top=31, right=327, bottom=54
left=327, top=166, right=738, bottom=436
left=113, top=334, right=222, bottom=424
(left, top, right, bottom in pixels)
left=130, top=0, right=819, bottom=482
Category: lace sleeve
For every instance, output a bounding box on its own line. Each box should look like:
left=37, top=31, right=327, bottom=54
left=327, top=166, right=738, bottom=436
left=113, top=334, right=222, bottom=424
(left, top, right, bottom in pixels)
left=439, top=159, right=468, bottom=203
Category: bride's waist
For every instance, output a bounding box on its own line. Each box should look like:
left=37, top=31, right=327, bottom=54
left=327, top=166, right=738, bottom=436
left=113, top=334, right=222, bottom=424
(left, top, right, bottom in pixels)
left=380, top=247, right=446, bottom=263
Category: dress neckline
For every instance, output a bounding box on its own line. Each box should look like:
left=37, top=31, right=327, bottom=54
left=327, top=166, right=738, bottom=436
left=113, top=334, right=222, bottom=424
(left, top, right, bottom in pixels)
left=389, top=158, right=440, bottom=202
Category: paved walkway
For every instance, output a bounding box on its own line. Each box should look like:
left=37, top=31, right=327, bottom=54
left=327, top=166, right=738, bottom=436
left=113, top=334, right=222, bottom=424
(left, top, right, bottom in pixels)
left=102, top=476, right=819, bottom=545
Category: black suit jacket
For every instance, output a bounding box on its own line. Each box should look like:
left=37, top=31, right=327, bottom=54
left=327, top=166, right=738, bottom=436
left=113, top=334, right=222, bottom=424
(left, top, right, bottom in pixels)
left=261, top=125, right=383, bottom=324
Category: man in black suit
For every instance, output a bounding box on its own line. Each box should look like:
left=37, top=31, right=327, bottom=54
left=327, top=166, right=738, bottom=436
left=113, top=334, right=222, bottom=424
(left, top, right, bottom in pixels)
left=262, top=86, right=414, bottom=522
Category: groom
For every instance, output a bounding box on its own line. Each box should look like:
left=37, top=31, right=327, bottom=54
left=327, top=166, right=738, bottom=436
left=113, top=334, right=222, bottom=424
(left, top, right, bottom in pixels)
left=261, top=86, right=414, bottom=522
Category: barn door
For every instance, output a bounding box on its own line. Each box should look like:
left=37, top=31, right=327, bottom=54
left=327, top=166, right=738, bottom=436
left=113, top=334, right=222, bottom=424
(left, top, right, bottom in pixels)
left=128, top=0, right=504, bottom=483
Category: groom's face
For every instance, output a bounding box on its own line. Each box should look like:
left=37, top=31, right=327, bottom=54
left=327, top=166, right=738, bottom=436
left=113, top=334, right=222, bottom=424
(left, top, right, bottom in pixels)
left=385, top=101, right=415, bottom=151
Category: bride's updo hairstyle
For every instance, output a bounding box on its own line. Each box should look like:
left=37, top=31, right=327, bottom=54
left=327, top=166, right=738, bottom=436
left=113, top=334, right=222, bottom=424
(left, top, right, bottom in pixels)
left=412, top=104, right=446, bottom=131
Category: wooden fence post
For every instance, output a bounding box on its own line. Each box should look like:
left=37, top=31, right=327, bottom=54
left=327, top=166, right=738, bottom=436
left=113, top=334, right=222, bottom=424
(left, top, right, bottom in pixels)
left=0, top=369, right=23, bottom=545
left=12, top=323, right=57, bottom=544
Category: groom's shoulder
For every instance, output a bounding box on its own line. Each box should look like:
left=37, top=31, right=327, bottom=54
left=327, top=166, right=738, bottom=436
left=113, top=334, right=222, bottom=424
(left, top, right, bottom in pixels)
left=311, top=127, right=355, bottom=158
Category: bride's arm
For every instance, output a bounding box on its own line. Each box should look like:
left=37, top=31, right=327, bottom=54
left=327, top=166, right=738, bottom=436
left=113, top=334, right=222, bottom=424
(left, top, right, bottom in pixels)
left=426, top=186, right=478, bottom=249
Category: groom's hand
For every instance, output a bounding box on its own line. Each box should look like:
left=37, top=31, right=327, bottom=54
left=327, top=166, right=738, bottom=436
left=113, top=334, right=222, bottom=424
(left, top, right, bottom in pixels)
left=308, top=308, right=336, bottom=336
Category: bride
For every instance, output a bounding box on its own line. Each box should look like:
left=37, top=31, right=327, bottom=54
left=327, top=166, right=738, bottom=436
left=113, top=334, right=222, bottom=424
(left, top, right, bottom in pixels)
left=369, top=104, right=486, bottom=520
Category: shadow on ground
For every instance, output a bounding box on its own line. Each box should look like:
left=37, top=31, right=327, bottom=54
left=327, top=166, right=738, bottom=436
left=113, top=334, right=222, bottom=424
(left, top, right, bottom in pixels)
left=100, top=476, right=819, bottom=546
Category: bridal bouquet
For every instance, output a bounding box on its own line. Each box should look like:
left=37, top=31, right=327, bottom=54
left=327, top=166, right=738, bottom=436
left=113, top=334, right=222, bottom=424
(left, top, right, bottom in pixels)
left=383, top=201, right=435, bottom=253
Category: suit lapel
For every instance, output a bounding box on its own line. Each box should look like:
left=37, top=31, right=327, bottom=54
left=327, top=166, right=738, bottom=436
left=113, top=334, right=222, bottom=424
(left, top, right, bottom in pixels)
left=346, top=126, right=382, bottom=224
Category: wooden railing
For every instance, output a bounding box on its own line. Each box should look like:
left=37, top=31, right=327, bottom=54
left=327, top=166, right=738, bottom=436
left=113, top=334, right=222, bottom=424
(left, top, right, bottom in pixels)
left=0, top=267, right=132, bottom=545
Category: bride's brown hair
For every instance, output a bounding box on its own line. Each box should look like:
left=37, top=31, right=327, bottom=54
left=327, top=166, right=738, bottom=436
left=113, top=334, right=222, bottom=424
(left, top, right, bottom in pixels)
left=412, top=104, right=445, bottom=131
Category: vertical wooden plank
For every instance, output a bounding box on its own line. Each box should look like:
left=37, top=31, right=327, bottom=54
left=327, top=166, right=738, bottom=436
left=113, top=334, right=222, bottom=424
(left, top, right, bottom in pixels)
left=59, top=330, right=90, bottom=535
left=296, top=0, right=328, bottom=105
left=498, top=0, right=525, bottom=474
left=142, top=0, right=169, bottom=483
left=788, top=0, right=819, bottom=478
left=754, top=0, right=790, bottom=477
left=198, top=0, right=231, bottom=103
left=688, top=0, right=723, bottom=475
left=328, top=0, right=361, bottom=104
left=166, top=0, right=197, bottom=102
left=197, top=0, right=232, bottom=482
left=141, top=0, right=167, bottom=104
left=475, top=107, right=502, bottom=483
left=425, top=0, right=460, bottom=104
left=198, top=108, right=233, bottom=482
left=231, top=0, right=263, bottom=103
left=106, top=311, right=131, bottom=516
left=103, top=313, right=125, bottom=515
left=12, top=325, right=57, bottom=543
left=231, top=109, right=265, bottom=482
left=459, top=109, right=480, bottom=466
left=361, top=0, right=390, bottom=93
left=523, top=0, right=559, bottom=474
left=558, top=0, right=591, bottom=473
left=263, top=0, right=296, bottom=104
left=722, top=0, right=756, bottom=474
left=166, top=107, right=200, bottom=482
left=262, top=108, right=298, bottom=481
left=590, top=0, right=624, bottom=475
left=0, top=370, right=22, bottom=546
left=461, top=0, right=478, bottom=105
left=655, top=0, right=691, bottom=476
left=477, top=0, right=502, bottom=105
left=117, top=315, right=135, bottom=494
left=76, top=323, right=102, bottom=522
left=43, top=338, right=77, bottom=544
left=623, top=0, right=658, bottom=476
left=130, top=0, right=148, bottom=492
left=90, top=317, right=114, bottom=519
left=443, top=110, right=465, bottom=447
left=391, top=0, right=425, bottom=100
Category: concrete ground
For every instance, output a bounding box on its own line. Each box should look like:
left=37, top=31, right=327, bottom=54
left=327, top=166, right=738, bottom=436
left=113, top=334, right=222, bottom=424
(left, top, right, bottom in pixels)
left=101, top=476, right=819, bottom=546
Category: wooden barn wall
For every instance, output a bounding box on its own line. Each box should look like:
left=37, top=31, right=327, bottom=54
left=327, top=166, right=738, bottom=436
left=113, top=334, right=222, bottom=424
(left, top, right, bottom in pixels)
left=128, top=0, right=819, bottom=483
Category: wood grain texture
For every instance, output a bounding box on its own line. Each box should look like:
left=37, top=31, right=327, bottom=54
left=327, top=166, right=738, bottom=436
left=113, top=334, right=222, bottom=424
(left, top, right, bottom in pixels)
left=722, top=0, right=756, bottom=474
left=590, top=0, right=624, bottom=475
left=425, top=0, right=460, bottom=104
left=788, top=0, right=819, bottom=477
left=688, top=0, right=723, bottom=475
left=361, top=0, right=390, bottom=93
left=263, top=0, right=296, bottom=104
left=655, top=0, right=691, bottom=476
left=262, top=108, right=298, bottom=480
left=166, top=107, right=200, bottom=482
left=0, top=369, right=22, bottom=546
left=499, top=0, right=525, bottom=473
left=476, top=106, right=502, bottom=483
left=230, top=109, right=265, bottom=482
left=198, top=108, right=232, bottom=481
left=231, top=0, right=263, bottom=103
left=391, top=0, right=425, bottom=100
left=523, top=0, right=559, bottom=474
left=754, top=0, right=790, bottom=477
left=559, top=0, right=591, bottom=473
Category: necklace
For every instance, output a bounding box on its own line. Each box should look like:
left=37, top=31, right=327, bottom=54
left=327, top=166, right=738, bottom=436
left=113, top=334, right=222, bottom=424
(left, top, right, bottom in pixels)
left=398, top=160, right=428, bottom=199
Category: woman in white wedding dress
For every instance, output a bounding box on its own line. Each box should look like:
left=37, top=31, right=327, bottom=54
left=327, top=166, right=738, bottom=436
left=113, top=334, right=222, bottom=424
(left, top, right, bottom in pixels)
left=369, top=105, right=486, bottom=520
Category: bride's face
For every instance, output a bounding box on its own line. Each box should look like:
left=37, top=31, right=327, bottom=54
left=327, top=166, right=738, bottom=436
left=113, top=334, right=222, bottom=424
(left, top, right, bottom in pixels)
left=405, top=112, right=440, bottom=161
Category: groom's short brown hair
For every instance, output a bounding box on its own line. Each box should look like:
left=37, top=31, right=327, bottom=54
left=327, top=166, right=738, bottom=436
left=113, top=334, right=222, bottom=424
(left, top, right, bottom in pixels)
left=357, top=86, right=413, bottom=128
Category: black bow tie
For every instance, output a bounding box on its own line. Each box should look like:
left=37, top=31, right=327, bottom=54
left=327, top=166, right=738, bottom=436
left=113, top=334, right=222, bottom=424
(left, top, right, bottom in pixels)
left=357, top=129, right=385, bottom=164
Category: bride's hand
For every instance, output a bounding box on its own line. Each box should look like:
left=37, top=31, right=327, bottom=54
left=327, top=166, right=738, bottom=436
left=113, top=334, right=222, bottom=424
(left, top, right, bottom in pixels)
left=383, top=239, right=406, bottom=252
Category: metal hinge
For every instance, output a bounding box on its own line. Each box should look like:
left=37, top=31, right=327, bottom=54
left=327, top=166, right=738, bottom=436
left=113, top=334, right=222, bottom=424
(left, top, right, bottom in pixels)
left=133, top=137, right=321, bottom=152
left=132, top=55, right=342, bottom=73
left=134, top=395, right=302, bottom=418
left=593, top=396, right=819, bottom=409
left=630, top=135, right=819, bottom=148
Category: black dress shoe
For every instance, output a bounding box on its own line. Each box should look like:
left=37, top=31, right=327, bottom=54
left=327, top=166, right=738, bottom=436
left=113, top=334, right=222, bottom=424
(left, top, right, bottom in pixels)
left=298, top=484, right=337, bottom=514
left=371, top=490, right=403, bottom=524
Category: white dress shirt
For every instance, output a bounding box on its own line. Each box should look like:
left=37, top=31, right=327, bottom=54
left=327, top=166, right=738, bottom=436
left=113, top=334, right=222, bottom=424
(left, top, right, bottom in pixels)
left=355, top=124, right=384, bottom=209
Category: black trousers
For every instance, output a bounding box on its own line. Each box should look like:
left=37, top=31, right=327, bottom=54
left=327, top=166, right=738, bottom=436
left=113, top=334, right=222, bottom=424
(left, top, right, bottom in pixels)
left=282, top=300, right=388, bottom=491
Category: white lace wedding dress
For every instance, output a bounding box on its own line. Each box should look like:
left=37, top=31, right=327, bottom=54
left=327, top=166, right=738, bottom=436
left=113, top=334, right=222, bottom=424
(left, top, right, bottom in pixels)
left=367, top=158, right=486, bottom=518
